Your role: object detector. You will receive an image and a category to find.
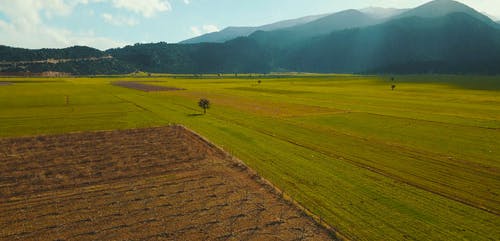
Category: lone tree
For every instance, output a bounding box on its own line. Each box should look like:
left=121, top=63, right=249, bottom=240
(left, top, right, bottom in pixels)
left=198, top=98, right=210, bottom=114
left=391, top=84, right=396, bottom=91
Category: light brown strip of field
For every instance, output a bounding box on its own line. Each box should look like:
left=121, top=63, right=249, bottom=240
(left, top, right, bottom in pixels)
left=0, top=126, right=334, bottom=241
left=0, top=82, right=12, bottom=86
left=112, top=81, right=184, bottom=92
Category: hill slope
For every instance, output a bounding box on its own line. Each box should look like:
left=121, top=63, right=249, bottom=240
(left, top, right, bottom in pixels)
left=280, top=13, right=500, bottom=74
left=395, top=0, right=495, bottom=25
left=0, top=45, right=104, bottom=62
left=107, top=40, right=271, bottom=74
left=0, top=45, right=134, bottom=75
left=249, top=9, right=381, bottom=48
left=180, top=13, right=328, bottom=44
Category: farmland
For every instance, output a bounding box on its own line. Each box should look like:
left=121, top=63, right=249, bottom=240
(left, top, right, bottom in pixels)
left=0, top=74, right=499, bottom=240
left=0, top=126, right=332, bottom=240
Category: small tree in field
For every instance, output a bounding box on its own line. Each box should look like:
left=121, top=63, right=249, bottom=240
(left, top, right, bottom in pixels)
left=391, top=84, right=396, bottom=91
left=198, top=98, right=210, bottom=114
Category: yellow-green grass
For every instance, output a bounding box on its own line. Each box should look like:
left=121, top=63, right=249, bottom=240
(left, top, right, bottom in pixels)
left=0, top=75, right=499, bottom=240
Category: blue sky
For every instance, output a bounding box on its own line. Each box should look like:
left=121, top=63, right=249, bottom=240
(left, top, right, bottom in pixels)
left=0, top=0, right=498, bottom=50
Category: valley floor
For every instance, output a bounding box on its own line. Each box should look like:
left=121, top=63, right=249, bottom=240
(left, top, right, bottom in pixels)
left=0, top=74, right=498, bottom=240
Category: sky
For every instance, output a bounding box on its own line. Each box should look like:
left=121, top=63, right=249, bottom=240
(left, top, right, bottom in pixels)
left=0, top=0, right=499, bottom=50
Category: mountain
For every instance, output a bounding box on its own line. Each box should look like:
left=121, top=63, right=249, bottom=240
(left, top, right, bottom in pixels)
left=280, top=12, right=500, bottom=74
left=359, top=7, right=407, bottom=19
left=107, top=40, right=271, bottom=74
left=180, top=13, right=328, bottom=44
left=249, top=9, right=381, bottom=48
left=0, top=45, right=104, bottom=62
left=180, top=27, right=257, bottom=44
left=279, top=9, right=379, bottom=37
left=181, top=8, right=400, bottom=45
left=395, top=0, right=495, bottom=25
left=0, top=45, right=135, bottom=75
left=181, top=0, right=497, bottom=46
left=2, top=0, right=500, bottom=75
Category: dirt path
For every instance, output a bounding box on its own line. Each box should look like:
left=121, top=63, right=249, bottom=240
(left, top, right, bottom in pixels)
left=112, top=81, right=185, bottom=92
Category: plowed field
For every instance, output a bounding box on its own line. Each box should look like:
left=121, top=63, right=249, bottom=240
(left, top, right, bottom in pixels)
left=112, top=81, right=184, bottom=92
left=0, top=126, right=332, bottom=240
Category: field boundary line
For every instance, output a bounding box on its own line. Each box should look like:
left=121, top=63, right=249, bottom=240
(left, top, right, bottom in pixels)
left=354, top=111, right=500, bottom=130
left=176, top=124, right=350, bottom=241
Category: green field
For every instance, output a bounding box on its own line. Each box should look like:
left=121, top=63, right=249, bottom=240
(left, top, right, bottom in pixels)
left=1, top=75, right=499, bottom=240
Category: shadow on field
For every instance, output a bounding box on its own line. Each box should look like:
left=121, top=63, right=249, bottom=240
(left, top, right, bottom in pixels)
left=187, top=113, right=204, bottom=117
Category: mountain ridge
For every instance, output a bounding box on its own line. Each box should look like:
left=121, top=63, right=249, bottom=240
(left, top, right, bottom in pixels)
left=247, top=9, right=383, bottom=49
left=394, top=0, right=495, bottom=25
left=180, top=13, right=329, bottom=44
left=280, top=12, right=500, bottom=74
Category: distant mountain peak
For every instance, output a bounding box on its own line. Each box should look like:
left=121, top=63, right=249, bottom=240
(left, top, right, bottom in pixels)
left=180, top=13, right=327, bottom=44
left=253, top=8, right=380, bottom=44
left=396, top=0, right=493, bottom=23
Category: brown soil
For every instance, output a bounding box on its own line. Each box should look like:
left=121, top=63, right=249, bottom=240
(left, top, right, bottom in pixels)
left=112, top=81, right=185, bottom=92
left=0, top=82, right=12, bottom=86
left=0, top=126, right=334, bottom=240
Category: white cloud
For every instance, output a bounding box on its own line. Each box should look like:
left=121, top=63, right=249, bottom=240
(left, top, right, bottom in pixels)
left=110, top=0, right=172, bottom=17
left=183, top=0, right=190, bottom=4
left=0, top=18, right=125, bottom=50
left=102, top=13, right=139, bottom=26
left=0, top=0, right=127, bottom=50
left=0, top=0, right=175, bottom=49
left=202, top=24, right=219, bottom=33
left=190, top=24, right=219, bottom=37
left=190, top=26, right=202, bottom=36
left=459, top=0, right=500, bottom=19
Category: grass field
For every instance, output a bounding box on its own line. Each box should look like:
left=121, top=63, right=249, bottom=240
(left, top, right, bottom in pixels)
left=0, top=74, right=499, bottom=240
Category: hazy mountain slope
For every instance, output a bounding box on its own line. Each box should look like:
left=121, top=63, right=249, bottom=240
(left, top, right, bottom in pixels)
left=359, top=7, right=407, bottom=19
left=395, top=0, right=495, bottom=24
left=281, top=13, right=500, bottom=74
left=250, top=9, right=380, bottom=48
left=284, top=9, right=379, bottom=36
left=180, top=13, right=327, bottom=44
left=180, top=27, right=257, bottom=44
left=257, top=14, right=331, bottom=31
left=250, top=0, right=497, bottom=49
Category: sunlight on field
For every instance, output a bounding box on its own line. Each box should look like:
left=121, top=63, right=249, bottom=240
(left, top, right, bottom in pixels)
left=0, top=75, right=499, bottom=241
